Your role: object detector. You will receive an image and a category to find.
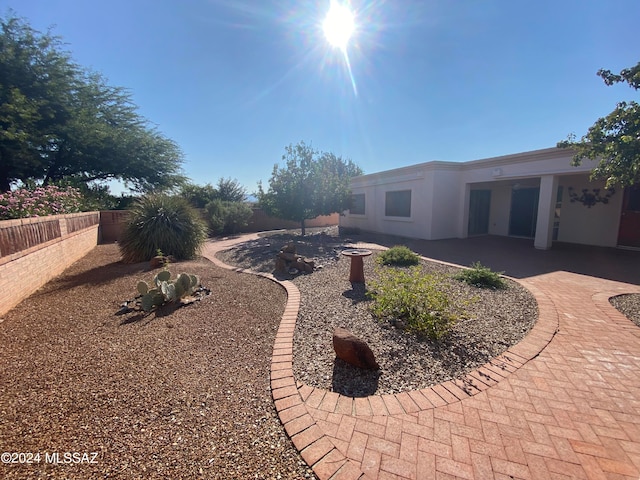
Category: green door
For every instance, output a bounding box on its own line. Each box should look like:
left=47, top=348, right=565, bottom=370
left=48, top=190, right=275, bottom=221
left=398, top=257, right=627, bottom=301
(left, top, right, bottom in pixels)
left=468, top=190, right=491, bottom=236
left=509, top=188, right=539, bottom=238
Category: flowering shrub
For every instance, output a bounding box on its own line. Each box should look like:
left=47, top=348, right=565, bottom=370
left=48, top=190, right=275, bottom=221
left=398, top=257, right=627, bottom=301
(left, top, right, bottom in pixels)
left=0, top=186, right=83, bottom=220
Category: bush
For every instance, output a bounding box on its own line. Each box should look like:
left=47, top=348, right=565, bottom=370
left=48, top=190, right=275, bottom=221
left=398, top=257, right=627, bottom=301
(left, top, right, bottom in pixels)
left=119, top=194, right=207, bottom=263
left=377, top=245, right=421, bottom=266
left=455, top=262, right=506, bottom=289
left=0, top=185, right=82, bottom=219
left=205, top=199, right=253, bottom=235
left=367, top=266, right=460, bottom=340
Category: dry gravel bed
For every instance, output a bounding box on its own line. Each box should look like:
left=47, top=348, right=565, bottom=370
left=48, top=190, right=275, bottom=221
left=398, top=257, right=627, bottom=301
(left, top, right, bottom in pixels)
left=0, top=244, right=315, bottom=479
left=610, top=293, right=640, bottom=326
left=217, top=228, right=539, bottom=397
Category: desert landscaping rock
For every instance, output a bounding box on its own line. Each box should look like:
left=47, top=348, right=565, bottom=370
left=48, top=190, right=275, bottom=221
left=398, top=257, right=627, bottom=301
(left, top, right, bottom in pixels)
left=332, top=327, right=380, bottom=370
left=0, top=244, right=315, bottom=479
left=610, top=293, right=640, bottom=326
left=217, top=226, right=539, bottom=397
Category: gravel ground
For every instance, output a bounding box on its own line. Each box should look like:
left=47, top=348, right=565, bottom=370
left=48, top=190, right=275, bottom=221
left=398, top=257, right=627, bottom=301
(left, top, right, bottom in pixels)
left=610, top=293, right=640, bottom=326
left=217, top=227, right=538, bottom=397
left=0, top=244, right=315, bottom=479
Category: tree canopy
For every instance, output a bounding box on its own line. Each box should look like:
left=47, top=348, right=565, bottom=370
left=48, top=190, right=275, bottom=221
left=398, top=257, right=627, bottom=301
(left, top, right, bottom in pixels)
left=179, top=177, right=247, bottom=208
left=257, top=141, right=362, bottom=235
left=0, top=13, right=186, bottom=193
left=558, top=61, right=640, bottom=188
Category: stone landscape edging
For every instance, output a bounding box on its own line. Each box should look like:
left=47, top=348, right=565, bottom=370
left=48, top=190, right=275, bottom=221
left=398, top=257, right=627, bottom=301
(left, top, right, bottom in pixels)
left=207, top=242, right=560, bottom=480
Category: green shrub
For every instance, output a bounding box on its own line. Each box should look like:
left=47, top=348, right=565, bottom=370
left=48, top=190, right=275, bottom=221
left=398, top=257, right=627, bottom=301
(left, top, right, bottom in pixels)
left=377, top=245, right=421, bottom=266
left=205, top=199, right=225, bottom=234
left=205, top=199, right=253, bottom=235
left=119, top=194, right=208, bottom=263
left=367, top=266, right=459, bottom=340
left=455, top=262, right=506, bottom=289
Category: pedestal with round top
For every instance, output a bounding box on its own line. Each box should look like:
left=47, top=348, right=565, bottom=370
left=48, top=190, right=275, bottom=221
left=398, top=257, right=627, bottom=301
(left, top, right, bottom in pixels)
left=341, top=249, right=372, bottom=283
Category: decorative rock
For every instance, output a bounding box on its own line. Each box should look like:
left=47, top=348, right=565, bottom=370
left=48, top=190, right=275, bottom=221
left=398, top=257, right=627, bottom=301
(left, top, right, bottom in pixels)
left=274, top=243, right=315, bottom=275
left=282, top=242, right=296, bottom=253
left=278, top=252, right=297, bottom=262
left=274, top=257, right=287, bottom=273
left=150, top=255, right=169, bottom=268
left=333, top=327, right=380, bottom=370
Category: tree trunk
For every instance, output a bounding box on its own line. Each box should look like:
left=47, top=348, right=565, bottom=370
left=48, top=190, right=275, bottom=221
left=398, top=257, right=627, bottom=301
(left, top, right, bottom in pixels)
left=0, top=148, right=12, bottom=192
left=300, top=218, right=306, bottom=236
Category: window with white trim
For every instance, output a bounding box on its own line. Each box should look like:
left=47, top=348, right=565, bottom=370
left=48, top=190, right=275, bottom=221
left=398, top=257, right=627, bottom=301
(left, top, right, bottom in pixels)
left=349, top=194, right=365, bottom=215
left=385, top=190, right=411, bottom=217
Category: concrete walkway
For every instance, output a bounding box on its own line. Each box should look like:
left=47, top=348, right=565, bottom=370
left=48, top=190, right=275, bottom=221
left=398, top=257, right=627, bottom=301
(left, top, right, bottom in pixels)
left=203, top=234, right=640, bottom=480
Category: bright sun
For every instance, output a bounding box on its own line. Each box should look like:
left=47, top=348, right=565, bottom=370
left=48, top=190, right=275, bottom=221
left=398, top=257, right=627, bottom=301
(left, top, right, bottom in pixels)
left=323, top=1, right=355, bottom=51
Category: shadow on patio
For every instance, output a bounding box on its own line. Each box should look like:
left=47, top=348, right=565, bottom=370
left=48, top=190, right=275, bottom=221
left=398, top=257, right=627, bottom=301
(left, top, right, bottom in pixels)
left=352, top=232, right=640, bottom=285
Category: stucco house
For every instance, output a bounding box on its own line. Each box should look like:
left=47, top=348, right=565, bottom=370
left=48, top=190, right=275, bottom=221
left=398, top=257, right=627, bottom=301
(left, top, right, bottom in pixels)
left=340, top=147, right=640, bottom=250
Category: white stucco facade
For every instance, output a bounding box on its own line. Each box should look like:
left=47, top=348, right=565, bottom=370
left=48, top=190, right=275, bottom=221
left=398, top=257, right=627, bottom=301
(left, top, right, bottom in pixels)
left=340, top=147, right=629, bottom=249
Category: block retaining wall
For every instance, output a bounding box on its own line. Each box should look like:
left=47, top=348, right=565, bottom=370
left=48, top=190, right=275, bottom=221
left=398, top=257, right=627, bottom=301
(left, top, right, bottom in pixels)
left=99, top=208, right=339, bottom=241
left=0, top=208, right=339, bottom=319
left=0, top=212, right=100, bottom=318
left=242, top=208, right=338, bottom=233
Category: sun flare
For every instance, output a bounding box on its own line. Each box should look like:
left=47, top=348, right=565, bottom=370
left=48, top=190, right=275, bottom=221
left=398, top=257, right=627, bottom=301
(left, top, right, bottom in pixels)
left=323, top=1, right=355, bottom=51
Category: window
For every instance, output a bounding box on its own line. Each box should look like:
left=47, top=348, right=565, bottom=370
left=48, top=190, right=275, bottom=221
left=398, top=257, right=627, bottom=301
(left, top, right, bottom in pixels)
left=349, top=193, right=365, bottom=215
left=385, top=190, right=411, bottom=217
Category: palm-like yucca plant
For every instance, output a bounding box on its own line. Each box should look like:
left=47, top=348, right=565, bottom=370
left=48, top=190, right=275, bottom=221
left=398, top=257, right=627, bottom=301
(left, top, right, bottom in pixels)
left=119, top=194, right=208, bottom=263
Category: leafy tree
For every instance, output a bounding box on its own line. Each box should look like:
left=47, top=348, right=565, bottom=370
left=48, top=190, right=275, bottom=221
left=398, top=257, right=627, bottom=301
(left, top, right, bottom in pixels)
left=0, top=14, right=78, bottom=191
left=50, top=177, right=134, bottom=211
left=257, top=141, right=362, bottom=235
left=179, top=182, right=218, bottom=208
left=558, top=61, right=640, bottom=188
left=0, top=13, right=186, bottom=193
left=216, top=177, right=247, bottom=202
left=179, top=178, right=247, bottom=208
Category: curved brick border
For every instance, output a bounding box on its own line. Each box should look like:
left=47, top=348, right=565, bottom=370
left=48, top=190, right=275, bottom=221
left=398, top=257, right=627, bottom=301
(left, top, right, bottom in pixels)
left=202, top=236, right=561, bottom=479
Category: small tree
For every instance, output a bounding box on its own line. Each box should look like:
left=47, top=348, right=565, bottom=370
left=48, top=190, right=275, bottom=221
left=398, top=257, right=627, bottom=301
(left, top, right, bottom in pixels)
left=179, top=182, right=218, bottom=208
left=257, top=141, right=362, bottom=235
left=216, top=177, right=247, bottom=202
left=179, top=178, right=247, bottom=208
left=558, top=61, right=640, bottom=188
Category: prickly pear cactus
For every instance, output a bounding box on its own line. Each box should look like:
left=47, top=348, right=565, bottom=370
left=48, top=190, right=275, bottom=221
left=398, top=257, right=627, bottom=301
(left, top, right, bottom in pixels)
left=135, top=270, right=202, bottom=312
left=152, top=291, right=164, bottom=306
left=141, top=293, right=155, bottom=312
left=137, top=281, right=149, bottom=295
left=176, top=273, right=192, bottom=296
left=154, top=270, right=171, bottom=287
left=161, top=281, right=178, bottom=302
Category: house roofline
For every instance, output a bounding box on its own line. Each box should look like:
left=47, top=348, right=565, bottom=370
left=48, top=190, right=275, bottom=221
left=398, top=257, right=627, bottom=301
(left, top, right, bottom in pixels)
left=351, top=147, right=579, bottom=184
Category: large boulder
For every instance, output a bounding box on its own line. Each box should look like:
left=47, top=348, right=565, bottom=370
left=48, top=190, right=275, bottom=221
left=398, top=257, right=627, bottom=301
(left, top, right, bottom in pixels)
left=333, top=327, right=380, bottom=370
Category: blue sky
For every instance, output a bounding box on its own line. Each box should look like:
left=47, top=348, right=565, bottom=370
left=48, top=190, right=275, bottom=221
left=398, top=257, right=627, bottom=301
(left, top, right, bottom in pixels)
left=3, top=0, right=639, bottom=194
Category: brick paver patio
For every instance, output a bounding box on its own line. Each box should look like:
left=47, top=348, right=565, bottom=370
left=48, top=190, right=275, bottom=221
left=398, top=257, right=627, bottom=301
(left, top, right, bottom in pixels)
left=203, top=234, right=640, bottom=480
